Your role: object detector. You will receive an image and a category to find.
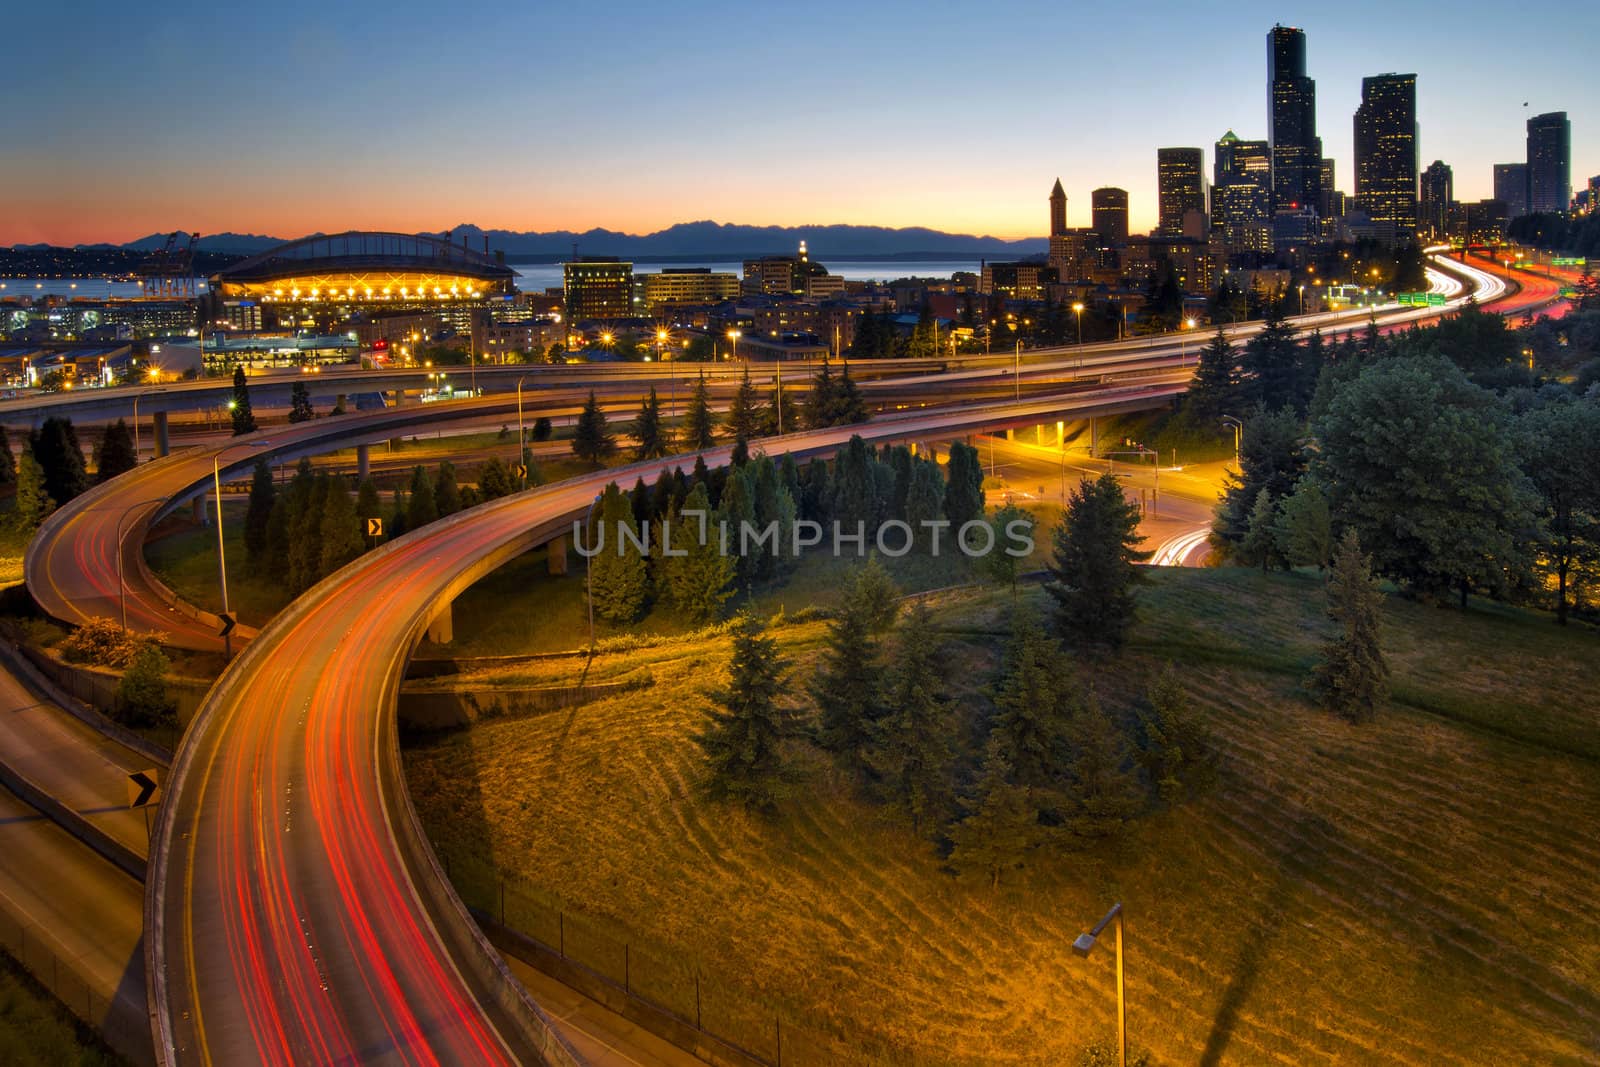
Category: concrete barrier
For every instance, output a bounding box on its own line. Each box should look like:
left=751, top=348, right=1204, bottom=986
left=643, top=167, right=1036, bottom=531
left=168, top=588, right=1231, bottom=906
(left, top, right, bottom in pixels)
left=0, top=639, right=175, bottom=767
left=397, top=677, right=650, bottom=732
left=17, top=645, right=207, bottom=731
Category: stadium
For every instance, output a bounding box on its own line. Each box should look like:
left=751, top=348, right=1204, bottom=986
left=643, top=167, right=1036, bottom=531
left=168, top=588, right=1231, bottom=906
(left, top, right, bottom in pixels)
left=209, top=230, right=517, bottom=305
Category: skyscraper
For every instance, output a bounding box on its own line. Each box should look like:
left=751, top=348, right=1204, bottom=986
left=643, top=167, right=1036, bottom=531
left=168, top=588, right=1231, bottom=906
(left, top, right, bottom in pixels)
left=1268, top=24, right=1321, bottom=214
left=1091, top=187, right=1129, bottom=244
left=1493, top=163, right=1529, bottom=219
left=1526, top=112, right=1571, bottom=215
left=1214, top=130, right=1271, bottom=191
left=1421, top=160, right=1454, bottom=239
left=1213, top=131, right=1272, bottom=251
left=1353, top=73, right=1418, bottom=243
left=1049, top=178, right=1068, bottom=236
left=1157, top=148, right=1206, bottom=236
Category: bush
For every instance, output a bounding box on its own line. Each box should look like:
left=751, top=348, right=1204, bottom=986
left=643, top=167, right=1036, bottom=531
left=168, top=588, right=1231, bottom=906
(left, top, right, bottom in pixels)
left=116, top=644, right=178, bottom=729
left=58, top=617, right=165, bottom=668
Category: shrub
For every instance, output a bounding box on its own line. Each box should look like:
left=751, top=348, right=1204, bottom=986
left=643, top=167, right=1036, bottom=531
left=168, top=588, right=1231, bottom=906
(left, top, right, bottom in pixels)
left=58, top=617, right=166, bottom=669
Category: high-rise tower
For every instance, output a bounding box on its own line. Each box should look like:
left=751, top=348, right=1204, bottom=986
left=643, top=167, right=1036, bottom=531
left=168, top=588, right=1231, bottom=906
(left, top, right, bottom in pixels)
left=1421, top=160, right=1453, bottom=239
left=1268, top=25, right=1321, bottom=214
left=1091, top=187, right=1129, bottom=244
left=1527, top=112, right=1571, bottom=214
left=1157, top=148, right=1207, bottom=237
left=1049, top=178, right=1068, bottom=236
left=1353, top=73, right=1418, bottom=243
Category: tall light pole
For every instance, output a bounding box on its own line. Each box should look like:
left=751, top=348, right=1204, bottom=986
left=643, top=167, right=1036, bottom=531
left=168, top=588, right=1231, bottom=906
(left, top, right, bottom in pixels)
left=1298, top=284, right=1306, bottom=316
left=212, top=441, right=270, bottom=657
left=1072, top=902, right=1127, bottom=1067
left=1181, top=317, right=1196, bottom=367
left=1014, top=338, right=1022, bottom=403
left=1072, top=302, right=1085, bottom=347
left=728, top=328, right=741, bottom=362
left=132, top=385, right=166, bottom=462
left=516, top=374, right=531, bottom=490
left=1220, top=415, right=1243, bottom=468
left=116, top=498, right=167, bottom=634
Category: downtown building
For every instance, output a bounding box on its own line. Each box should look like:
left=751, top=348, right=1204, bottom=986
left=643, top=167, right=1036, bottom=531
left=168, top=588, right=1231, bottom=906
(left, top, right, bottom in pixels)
left=1091, top=187, right=1129, bottom=245
left=1268, top=24, right=1322, bottom=221
left=1353, top=73, right=1418, bottom=244
left=1527, top=111, right=1571, bottom=215
left=1157, top=148, right=1208, bottom=238
left=1420, top=160, right=1454, bottom=240
left=1212, top=131, right=1273, bottom=254
left=563, top=258, right=634, bottom=322
left=1494, top=163, right=1530, bottom=219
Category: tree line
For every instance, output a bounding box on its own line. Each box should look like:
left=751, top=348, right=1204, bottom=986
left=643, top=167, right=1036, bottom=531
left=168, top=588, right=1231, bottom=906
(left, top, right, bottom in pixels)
left=4, top=416, right=138, bottom=535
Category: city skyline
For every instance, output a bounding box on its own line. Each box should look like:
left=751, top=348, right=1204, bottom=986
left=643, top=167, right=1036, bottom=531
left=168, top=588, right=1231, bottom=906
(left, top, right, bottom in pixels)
left=4, top=0, right=1596, bottom=247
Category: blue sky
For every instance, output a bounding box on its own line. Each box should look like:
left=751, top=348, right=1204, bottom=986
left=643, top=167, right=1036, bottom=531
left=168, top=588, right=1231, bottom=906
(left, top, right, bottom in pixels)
left=4, top=0, right=1594, bottom=244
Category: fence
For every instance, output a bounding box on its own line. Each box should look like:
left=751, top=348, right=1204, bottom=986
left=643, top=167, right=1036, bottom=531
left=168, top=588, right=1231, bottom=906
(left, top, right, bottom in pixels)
left=0, top=907, right=155, bottom=1066
left=444, top=851, right=924, bottom=1067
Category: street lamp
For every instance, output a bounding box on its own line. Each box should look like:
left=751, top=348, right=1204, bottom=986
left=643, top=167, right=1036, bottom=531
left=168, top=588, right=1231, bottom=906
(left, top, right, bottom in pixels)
left=1014, top=337, right=1022, bottom=403
left=212, top=441, right=271, bottom=658
left=727, top=328, right=741, bottom=361
left=1073, top=902, right=1127, bottom=1067
left=1072, top=302, right=1085, bottom=347
left=1297, top=284, right=1306, bottom=316
left=1220, top=415, right=1243, bottom=467
left=516, top=374, right=532, bottom=490
left=116, top=498, right=169, bottom=633
left=1181, top=317, right=1196, bottom=367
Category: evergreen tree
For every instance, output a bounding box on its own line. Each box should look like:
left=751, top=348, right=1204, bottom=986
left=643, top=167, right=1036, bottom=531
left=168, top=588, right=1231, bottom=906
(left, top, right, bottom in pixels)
left=1239, top=488, right=1280, bottom=572
left=717, top=464, right=760, bottom=589
left=764, top=381, right=799, bottom=436
left=230, top=365, right=257, bottom=435
left=1061, top=695, right=1143, bottom=842
left=1186, top=329, right=1238, bottom=426
left=319, top=479, right=364, bottom=576
left=1136, top=665, right=1217, bottom=805
left=981, top=502, right=1035, bottom=594
left=811, top=591, right=884, bottom=770
left=588, top=483, right=649, bottom=623
left=804, top=359, right=838, bottom=429
left=1240, top=301, right=1304, bottom=411
left=749, top=455, right=795, bottom=579
left=684, top=372, right=718, bottom=449
left=843, top=554, right=900, bottom=633
left=433, top=461, right=462, bottom=517
left=832, top=435, right=879, bottom=531
left=243, top=458, right=276, bottom=576
left=1309, top=530, right=1390, bottom=722
left=947, top=734, right=1039, bottom=889
left=531, top=416, right=553, bottom=442
left=695, top=614, right=790, bottom=811
left=726, top=368, right=764, bottom=441
left=1211, top=406, right=1308, bottom=554
left=800, top=456, right=831, bottom=524
left=115, top=644, right=177, bottom=730
left=869, top=604, right=952, bottom=833
left=632, top=386, right=671, bottom=459
left=832, top=361, right=869, bottom=424
left=355, top=477, right=382, bottom=540
left=1046, top=473, right=1150, bottom=649
left=665, top=484, right=735, bottom=623
left=27, top=416, right=89, bottom=506
left=288, top=381, right=315, bottom=423
left=12, top=448, right=55, bottom=533
left=93, top=419, right=137, bottom=482
left=476, top=458, right=514, bottom=500
left=887, top=446, right=914, bottom=520
left=0, top=425, right=15, bottom=488
left=406, top=465, right=438, bottom=529
left=990, top=612, right=1079, bottom=794
left=571, top=390, right=616, bottom=466
left=1274, top=480, right=1334, bottom=569
left=288, top=473, right=331, bottom=594
left=630, top=475, right=652, bottom=528
left=1517, top=399, right=1600, bottom=624
left=904, top=457, right=947, bottom=550
left=943, top=441, right=985, bottom=528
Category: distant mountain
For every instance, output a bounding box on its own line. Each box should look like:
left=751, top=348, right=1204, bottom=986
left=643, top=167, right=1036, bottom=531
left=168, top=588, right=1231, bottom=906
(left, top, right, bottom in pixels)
left=101, top=223, right=1044, bottom=261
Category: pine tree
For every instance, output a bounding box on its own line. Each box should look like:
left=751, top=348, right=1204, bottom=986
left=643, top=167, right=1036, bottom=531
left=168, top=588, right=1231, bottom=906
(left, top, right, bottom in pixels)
left=93, top=419, right=137, bottom=482
left=288, top=381, right=315, bottom=423
left=804, top=360, right=838, bottom=429
left=476, top=458, right=514, bottom=500
left=947, top=734, right=1039, bottom=889
left=1186, top=328, right=1238, bottom=426
left=0, top=425, right=15, bottom=488
left=531, top=416, right=553, bottom=442
left=843, top=554, right=900, bottom=633
left=12, top=448, right=55, bottom=533
left=434, top=461, right=462, bottom=518
left=1240, top=300, right=1303, bottom=412
left=868, top=604, right=953, bottom=833
left=27, top=416, right=89, bottom=506
left=665, top=484, right=735, bottom=623
left=319, top=479, right=364, bottom=576
left=717, top=464, right=760, bottom=589
left=288, top=473, right=331, bottom=594
left=684, top=372, right=717, bottom=450
left=904, top=458, right=946, bottom=550
left=990, top=612, right=1080, bottom=793
left=832, top=361, right=868, bottom=424
left=832, top=435, right=879, bottom=530
left=632, top=386, right=671, bottom=459
left=588, top=483, right=649, bottom=623
left=811, top=592, right=884, bottom=769
left=243, top=458, right=275, bottom=576
left=406, top=465, right=438, bottom=529
left=115, top=644, right=177, bottom=730
left=981, top=502, right=1035, bottom=594
left=1239, top=488, right=1279, bottom=572
left=695, top=614, right=789, bottom=810
left=943, top=441, right=985, bottom=528
left=1046, top=473, right=1150, bottom=649
left=230, top=365, right=257, bottom=435
left=355, top=477, right=382, bottom=540
left=1309, top=530, right=1390, bottom=722
left=571, top=390, right=616, bottom=466
left=726, top=368, right=764, bottom=441
left=1136, top=665, right=1217, bottom=804
left=1274, top=480, right=1333, bottom=569
left=800, top=457, right=831, bottom=524
left=1061, top=695, right=1144, bottom=842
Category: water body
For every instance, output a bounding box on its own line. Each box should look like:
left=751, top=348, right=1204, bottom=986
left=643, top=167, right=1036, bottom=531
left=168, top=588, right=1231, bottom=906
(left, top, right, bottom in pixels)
left=5, top=259, right=984, bottom=299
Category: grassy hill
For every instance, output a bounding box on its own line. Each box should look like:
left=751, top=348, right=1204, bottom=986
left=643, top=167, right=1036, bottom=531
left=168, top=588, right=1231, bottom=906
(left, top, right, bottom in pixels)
left=403, top=567, right=1600, bottom=1065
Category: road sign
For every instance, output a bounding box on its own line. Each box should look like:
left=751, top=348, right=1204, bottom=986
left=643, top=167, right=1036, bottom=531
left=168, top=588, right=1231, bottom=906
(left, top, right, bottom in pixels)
left=367, top=517, right=383, bottom=537
left=512, top=464, right=527, bottom=481
left=127, top=769, right=160, bottom=808
left=218, top=612, right=236, bottom=637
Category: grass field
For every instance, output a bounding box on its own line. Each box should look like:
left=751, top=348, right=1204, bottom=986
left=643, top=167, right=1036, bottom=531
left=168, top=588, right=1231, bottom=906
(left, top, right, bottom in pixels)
left=404, top=566, right=1600, bottom=1066
left=0, top=951, right=125, bottom=1067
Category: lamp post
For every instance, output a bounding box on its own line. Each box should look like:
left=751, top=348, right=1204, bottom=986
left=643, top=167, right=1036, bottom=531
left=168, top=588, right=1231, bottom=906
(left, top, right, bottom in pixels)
left=516, top=374, right=531, bottom=490
left=1014, top=338, right=1022, bottom=403
left=1181, top=317, right=1196, bottom=367
left=1072, top=902, right=1127, bottom=1067
left=1072, top=302, right=1085, bottom=347
left=212, top=441, right=270, bottom=658
left=116, top=498, right=168, bottom=634
left=132, top=386, right=166, bottom=462
left=728, top=329, right=741, bottom=362
left=1297, top=284, right=1306, bottom=316
left=1220, top=415, right=1243, bottom=468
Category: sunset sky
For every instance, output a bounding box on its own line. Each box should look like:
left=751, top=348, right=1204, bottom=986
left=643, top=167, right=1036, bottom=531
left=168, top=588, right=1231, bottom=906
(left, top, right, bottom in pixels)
left=5, top=0, right=1595, bottom=247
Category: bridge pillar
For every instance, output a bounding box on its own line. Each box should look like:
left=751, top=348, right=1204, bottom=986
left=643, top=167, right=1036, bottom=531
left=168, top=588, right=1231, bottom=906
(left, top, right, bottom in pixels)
left=153, top=410, right=170, bottom=457
left=192, top=497, right=204, bottom=523
left=357, top=444, right=370, bottom=482
left=1036, top=423, right=1046, bottom=444
left=1090, top=417, right=1098, bottom=457
left=547, top=534, right=569, bottom=576
left=425, top=601, right=453, bottom=645
left=1005, top=428, right=1014, bottom=441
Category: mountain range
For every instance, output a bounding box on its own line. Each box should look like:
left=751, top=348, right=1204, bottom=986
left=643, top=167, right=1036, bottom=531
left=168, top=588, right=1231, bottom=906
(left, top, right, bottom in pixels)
left=94, top=221, right=1045, bottom=261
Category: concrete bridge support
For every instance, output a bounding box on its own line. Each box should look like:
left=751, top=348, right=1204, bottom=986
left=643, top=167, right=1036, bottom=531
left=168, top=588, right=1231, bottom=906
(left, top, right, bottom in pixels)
left=154, top=411, right=170, bottom=457
left=425, top=601, right=453, bottom=645
left=357, top=444, right=370, bottom=482
left=547, top=535, right=569, bottom=576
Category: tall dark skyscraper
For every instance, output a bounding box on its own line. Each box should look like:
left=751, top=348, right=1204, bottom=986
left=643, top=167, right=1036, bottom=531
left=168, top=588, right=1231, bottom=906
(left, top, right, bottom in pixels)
left=1157, top=147, right=1206, bottom=236
left=1353, top=73, right=1418, bottom=242
left=1494, top=163, right=1529, bottom=218
left=1091, top=187, right=1129, bottom=244
left=1421, top=160, right=1453, bottom=238
left=1049, top=178, right=1068, bottom=236
left=1268, top=24, right=1321, bottom=214
left=1526, top=112, right=1571, bottom=214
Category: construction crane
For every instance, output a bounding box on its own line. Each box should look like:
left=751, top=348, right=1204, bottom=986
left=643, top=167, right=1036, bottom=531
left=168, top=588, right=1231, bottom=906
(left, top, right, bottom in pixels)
left=139, top=231, right=199, bottom=299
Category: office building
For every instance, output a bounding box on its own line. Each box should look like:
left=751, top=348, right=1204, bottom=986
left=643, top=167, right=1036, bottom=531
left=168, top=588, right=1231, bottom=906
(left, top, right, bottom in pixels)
left=635, top=268, right=739, bottom=311
left=1215, top=131, right=1271, bottom=191
left=563, top=258, right=634, bottom=321
left=1527, top=111, right=1571, bottom=215
left=980, top=262, right=1059, bottom=301
left=1269, top=25, right=1322, bottom=213
left=1212, top=131, right=1272, bottom=250
left=1158, top=148, right=1207, bottom=236
left=1465, top=199, right=1509, bottom=245
left=1421, top=160, right=1454, bottom=239
left=1353, top=73, right=1418, bottom=243
left=1494, top=163, right=1529, bottom=219
left=1091, top=187, right=1129, bottom=244
left=742, top=241, right=833, bottom=296
left=1050, top=178, right=1068, bottom=236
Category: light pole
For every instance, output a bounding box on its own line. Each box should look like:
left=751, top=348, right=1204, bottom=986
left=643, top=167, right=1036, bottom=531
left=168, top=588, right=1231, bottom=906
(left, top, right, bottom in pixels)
left=132, top=386, right=166, bottom=462
left=1072, top=902, right=1127, bottom=1067
left=212, top=441, right=270, bottom=658
left=728, top=328, right=741, bottom=362
left=516, top=374, right=531, bottom=490
left=1181, top=317, right=1196, bottom=367
left=116, top=498, right=168, bottom=634
left=1220, top=415, right=1243, bottom=468
left=1014, top=338, right=1022, bottom=403
left=1072, top=302, right=1085, bottom=347
left=1297, top=284, right=1305, bottom=316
